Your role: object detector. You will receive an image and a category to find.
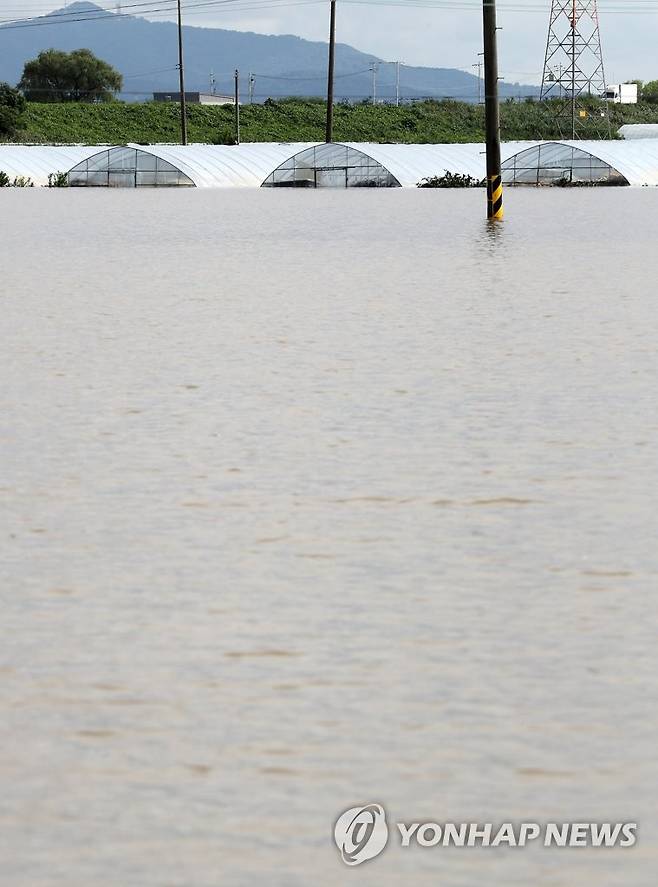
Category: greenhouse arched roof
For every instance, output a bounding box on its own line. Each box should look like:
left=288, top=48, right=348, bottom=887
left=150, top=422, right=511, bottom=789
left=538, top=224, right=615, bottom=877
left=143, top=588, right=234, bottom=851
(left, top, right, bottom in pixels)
left=501, top=142, right=628, bottom=186
left=68, top=145, right=196, bottom=187
left=501, top=140, right=658, bottom=187
left=561, top=139, right=658, bottom=186
left=262, top=143, right=402, bottom=188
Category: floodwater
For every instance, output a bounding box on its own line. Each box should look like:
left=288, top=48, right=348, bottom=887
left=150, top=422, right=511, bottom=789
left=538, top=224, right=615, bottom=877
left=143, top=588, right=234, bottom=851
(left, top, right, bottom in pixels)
left=1, top=188, right=657, bottom=886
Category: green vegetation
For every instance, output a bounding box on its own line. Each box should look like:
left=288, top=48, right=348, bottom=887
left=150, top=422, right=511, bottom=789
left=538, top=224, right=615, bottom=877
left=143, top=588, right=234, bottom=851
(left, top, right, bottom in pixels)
left=639, top=80, right=658, bottom=104
left=0, top=171, right=34, bottom=186
left=0, top=168, right=67, bottom=187
left=19, top=49, right=123, bottom=103
left=0, top=82, right=26, bottom=136
left=47, top=171, right=69, bottom=187
left=553, top=176, right=629, bottom=187
left=418, top=172, right=485, bottom=188
left=6, top=95, right=658, bottom=145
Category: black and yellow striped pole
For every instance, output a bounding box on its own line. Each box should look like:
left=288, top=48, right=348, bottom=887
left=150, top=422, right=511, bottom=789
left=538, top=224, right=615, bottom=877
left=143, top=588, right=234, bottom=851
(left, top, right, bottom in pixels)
left=483, top=0, right=503, bottom=220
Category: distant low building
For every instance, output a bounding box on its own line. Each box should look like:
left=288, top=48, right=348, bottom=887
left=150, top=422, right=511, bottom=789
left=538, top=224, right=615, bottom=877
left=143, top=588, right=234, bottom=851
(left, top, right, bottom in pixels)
left=153, top=92, right=235, bottom=105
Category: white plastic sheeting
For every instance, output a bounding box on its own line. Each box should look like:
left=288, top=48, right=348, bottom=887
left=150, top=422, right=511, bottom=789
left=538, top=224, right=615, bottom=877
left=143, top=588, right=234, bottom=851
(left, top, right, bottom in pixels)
left=343, top=142, right=532, bottom=187
left=583, top=139, right=658, bottom=185
left=619, top=124, right=658, bottom=140
left=0, top=145, right=103, bottom=186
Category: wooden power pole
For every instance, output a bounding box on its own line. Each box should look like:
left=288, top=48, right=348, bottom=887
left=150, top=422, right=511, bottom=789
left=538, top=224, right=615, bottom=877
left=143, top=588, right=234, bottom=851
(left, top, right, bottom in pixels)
left=483, top=0, right=503, bottom=219
left=325, top=0, right=337, bottom=142
left=176, top=0, right=187, bottom=145
left=234, top=69, right=240, bottom=144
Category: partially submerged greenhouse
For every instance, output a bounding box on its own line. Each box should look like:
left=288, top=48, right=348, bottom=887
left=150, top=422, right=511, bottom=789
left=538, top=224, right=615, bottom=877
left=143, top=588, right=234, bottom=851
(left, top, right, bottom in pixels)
left=3, top=139, right=658, bottom=188
left=500, top=140, right=658, bottom=186
left=261, top=143, right=402, bottom=188
left=0, top=145, right=102, bottom=186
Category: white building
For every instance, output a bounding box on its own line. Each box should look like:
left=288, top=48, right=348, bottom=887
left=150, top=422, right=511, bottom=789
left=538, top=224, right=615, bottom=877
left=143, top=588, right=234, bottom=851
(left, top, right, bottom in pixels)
left=152, top=92, right=235, bottom=106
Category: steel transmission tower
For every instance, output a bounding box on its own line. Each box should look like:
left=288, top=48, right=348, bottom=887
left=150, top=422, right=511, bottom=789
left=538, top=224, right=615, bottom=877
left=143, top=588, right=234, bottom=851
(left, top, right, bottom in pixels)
left=540, top=0, right=609, bottom=137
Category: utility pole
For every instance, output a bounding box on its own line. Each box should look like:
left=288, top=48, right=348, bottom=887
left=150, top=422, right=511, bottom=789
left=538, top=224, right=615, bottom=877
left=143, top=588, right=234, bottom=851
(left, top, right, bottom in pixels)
left=472, top=52, right=484, bottom=103
left=248, top=73, right=255, bottom=104
left=234, top=69, right=240, bottom=144
left=395, top=60, right=401, bottom=106
left=325, top=0, right=337, bottom=142
left=483, top=0, right=503, bottom=220
left=371, top=62, right=378, bottom=104
left=176, top=0, right=187, bottom=145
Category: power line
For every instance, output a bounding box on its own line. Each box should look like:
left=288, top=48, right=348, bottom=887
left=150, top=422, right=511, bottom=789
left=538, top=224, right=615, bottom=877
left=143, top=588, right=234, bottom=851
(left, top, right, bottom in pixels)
left=345, top=0, right=658, bottom=10
left=5, top=0, right=658, bottom=28
left=251, top=67, right=374, bottom=81
left=0, top=0, right=325, bottom=29
left=1, top=0, right=657, bottom=43
left=123, top=65, right=180, bottom=77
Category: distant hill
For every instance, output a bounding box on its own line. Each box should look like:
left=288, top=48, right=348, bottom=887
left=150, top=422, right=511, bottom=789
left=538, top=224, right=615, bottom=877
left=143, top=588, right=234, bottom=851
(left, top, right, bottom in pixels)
left=0, top=2, right=537, bottom=103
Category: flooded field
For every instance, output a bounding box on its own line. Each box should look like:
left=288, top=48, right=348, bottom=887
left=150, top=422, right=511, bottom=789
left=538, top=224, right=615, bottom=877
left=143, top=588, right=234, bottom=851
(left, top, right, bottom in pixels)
left=1, top=188, right=657, bottom=885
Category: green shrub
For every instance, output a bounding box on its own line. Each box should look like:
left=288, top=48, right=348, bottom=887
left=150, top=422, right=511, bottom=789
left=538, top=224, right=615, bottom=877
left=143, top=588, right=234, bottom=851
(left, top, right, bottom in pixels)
left=47, top=171, right=68, bottom=187
left=211, top=130, right=238, bottom=145
left=554, top=176, right=629, bottom=187
left=0, top=172, right=35, bottom=187
left=418, top=171, right=485, bottom=188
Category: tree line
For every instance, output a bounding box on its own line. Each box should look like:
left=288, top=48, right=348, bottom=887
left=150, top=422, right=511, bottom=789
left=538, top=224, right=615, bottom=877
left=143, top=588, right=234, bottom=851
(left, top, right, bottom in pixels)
left=628, top=80, right=658, bottom=103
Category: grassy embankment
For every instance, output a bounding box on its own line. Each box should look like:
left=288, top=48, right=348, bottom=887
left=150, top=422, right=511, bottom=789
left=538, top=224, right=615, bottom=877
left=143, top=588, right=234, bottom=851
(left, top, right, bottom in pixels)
left=7, top=97, right=658, bottom=145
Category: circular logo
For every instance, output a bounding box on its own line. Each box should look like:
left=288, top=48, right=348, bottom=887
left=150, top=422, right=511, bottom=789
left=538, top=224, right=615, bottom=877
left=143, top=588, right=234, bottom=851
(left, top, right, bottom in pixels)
left=334, top=804, right=389, bottom=866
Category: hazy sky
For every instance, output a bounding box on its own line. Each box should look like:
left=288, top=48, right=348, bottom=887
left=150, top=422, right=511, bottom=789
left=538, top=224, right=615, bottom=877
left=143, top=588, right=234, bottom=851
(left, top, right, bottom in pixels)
left=6, top=1, right=658, bottom=85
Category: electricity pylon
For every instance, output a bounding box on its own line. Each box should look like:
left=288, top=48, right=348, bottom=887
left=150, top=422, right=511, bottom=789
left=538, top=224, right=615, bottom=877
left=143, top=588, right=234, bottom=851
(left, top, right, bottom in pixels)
left=540, top=0, right=609, bottom=138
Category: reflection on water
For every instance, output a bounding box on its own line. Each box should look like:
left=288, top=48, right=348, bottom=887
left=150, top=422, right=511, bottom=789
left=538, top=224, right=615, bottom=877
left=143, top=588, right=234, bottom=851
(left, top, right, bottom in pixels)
left=1, top=188, right=657, bottom=886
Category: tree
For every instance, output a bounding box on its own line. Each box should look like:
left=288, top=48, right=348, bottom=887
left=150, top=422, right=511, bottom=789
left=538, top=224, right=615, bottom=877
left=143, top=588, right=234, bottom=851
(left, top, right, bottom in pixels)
left=0, top=82, right=26, bottom=135
left=19, top=49, right=122, bottom=103
left=641, top=80, right=658, bottom=104
left=628, top=79, right=644, bottom=97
